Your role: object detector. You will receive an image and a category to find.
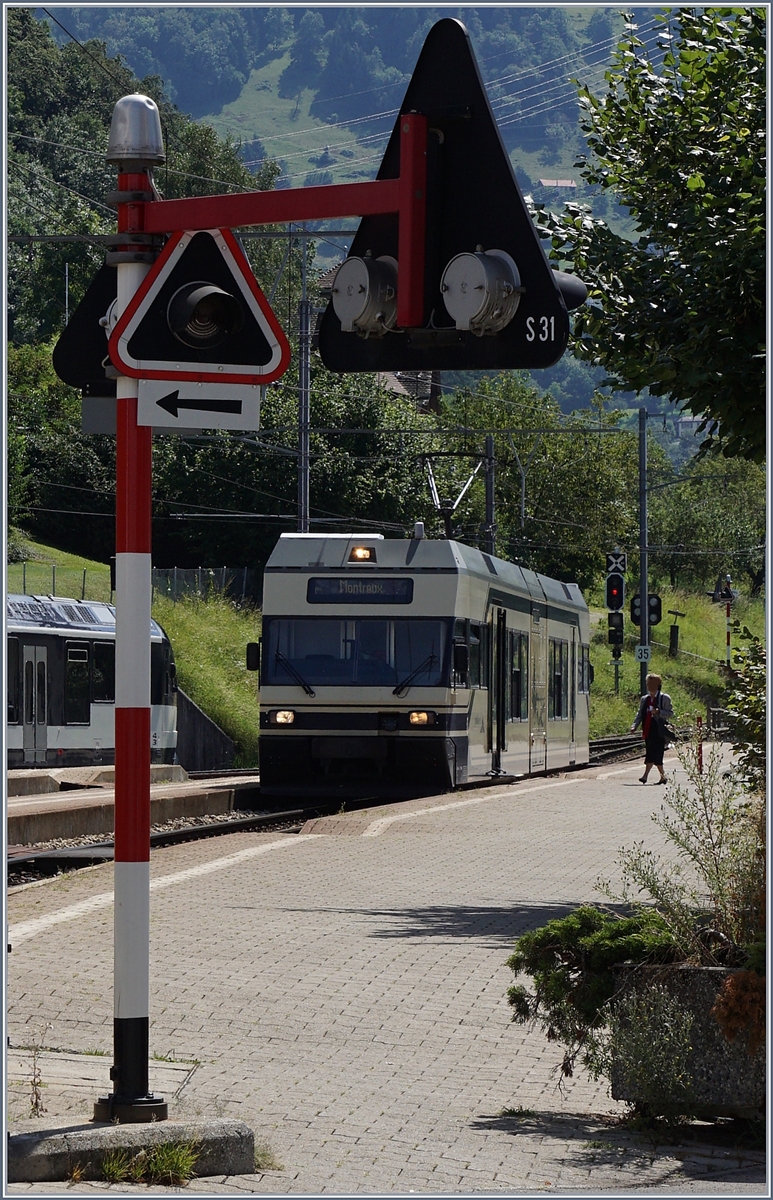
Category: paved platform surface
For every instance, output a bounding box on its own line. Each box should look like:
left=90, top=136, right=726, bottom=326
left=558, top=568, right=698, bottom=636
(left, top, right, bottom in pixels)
left=7, top=749, right=766, bottom=1194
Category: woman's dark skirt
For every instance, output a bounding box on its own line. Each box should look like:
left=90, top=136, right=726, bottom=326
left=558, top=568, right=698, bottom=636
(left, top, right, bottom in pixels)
left=644, top=729, right=665, bottom=766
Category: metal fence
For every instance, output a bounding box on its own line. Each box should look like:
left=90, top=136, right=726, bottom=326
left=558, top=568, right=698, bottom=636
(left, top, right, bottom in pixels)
left=152, top=567, right=261, bottom=605
left=8, top=562, right=261, bottom=606
left=7, top=562, right=112, bottom=603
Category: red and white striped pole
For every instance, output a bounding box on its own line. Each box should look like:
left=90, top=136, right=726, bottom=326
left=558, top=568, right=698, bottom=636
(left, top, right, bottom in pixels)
left=94, top=95, right=166, bottom=1123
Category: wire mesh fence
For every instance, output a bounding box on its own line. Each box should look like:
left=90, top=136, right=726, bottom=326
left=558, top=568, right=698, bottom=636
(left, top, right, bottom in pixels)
left=151, top=567, right=260, bottom=605
left=6, top=562, right=261, bottom=606
left=6, top=562, right=112, bottom=603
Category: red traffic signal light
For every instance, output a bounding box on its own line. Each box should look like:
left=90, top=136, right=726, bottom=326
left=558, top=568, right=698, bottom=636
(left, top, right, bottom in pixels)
left=605, top=572, right=625, bottom=611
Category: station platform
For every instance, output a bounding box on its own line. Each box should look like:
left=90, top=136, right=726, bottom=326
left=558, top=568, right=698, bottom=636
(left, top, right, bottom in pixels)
left=7, top=747, right=765, bottom=1193
left=7, top=767, right=260, bottom=846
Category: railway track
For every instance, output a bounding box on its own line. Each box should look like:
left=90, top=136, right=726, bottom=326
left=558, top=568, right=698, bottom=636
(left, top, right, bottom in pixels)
left=7, top=740, right=651, bottom=885
left=588, top=733, right=645, bottom=763
left=7, top=794, right=380, bottom=887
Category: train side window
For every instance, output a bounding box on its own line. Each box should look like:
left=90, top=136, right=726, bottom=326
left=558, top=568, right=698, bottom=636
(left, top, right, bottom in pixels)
left=480, top=623, right=490, bottom=689
left=25, top=660, right=34, bottom=724
left=509, top=632, right=528, bottom=720
left=7, top=637, right=20, bottom=723
left=37, top=660, right=47, bottom=725
left=548, top=638, right=569, bottom=720
left=92, top=641, right=115, bottom=703
left=469, top=624, right=481, bottom=687
left=453, top=619, right=469, bottom=688
left=65, top=641, right=90, bottom=725
left=578, top=644, right=591, bottom=693
left=564, top=643, right=571, bottom=715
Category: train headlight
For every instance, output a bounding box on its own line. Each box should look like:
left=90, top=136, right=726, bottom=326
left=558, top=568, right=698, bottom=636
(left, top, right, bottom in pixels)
left=269, top=710, right=295, bottom=725
left=409, top=711, right=436, bottom=726
left=348, top=545, right=376, bottom=562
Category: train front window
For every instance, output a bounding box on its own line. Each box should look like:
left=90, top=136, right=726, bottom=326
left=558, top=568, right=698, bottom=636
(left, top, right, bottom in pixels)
left=263, top=618, right=451, bottom=688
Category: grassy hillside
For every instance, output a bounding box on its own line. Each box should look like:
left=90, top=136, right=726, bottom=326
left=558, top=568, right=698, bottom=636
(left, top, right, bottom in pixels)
left=152, top=594, right=261, bottom=767
left=587, top=587, right=765, bottom=738
left=7, top=540, right=112, bottom=602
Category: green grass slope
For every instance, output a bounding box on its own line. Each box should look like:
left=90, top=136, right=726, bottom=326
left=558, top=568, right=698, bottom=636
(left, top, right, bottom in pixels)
left=152, top=595, right=261, bottom=767
left=587, top=587, right=765, bottom=738
left=7, top=540, right=112, bottom=602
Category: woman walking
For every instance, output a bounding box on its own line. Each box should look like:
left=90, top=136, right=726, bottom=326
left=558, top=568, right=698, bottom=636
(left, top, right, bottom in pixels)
left=630, top=672, right=674, bottom=784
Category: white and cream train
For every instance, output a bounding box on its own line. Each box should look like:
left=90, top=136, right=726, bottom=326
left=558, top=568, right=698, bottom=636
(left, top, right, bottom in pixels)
left=252, top=532, right=591, bottom=795
left=6, top=594, right=177, bottom=768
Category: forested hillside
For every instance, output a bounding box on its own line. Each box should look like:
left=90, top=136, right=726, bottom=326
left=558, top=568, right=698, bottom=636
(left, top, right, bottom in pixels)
left=8, top=8, right=765, bottom=599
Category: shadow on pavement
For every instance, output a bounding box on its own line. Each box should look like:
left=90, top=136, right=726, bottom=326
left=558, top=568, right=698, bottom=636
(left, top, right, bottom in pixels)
left=279, top=901, right=584, bottom=942
left=472, top=1110, right=767, bottom=1183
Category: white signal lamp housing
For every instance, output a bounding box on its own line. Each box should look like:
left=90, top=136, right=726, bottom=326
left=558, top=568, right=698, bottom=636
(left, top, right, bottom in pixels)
left=440, top=248, right=521, bottom=335
left=332, top=255, right=398, bottom=336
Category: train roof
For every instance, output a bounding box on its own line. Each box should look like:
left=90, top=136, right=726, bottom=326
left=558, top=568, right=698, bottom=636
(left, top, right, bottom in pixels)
left=265, top=534, right=587, bottom=614
left=6, top=595, right=168, bottom=639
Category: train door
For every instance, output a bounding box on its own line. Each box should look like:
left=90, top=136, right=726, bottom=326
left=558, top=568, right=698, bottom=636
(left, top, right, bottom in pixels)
left=490, top=608, right=508, bottom=773
left=22, top=645, right=48, bottom=764
left=529, top=609, right=547, bottom=772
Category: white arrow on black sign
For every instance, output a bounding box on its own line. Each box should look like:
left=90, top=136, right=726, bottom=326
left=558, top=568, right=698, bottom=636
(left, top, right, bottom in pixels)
left=137, top=378, right=260, bottom=432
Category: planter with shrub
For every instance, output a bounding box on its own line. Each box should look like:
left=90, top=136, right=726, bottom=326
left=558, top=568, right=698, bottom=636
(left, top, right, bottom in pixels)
left=506, top=629, right=765, bottom=1124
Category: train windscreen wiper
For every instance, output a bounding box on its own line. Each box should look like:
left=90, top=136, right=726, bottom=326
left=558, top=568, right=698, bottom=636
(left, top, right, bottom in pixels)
left=274, top=650, right=316, bottom=697
left=392, top=652, right=438, bottom=697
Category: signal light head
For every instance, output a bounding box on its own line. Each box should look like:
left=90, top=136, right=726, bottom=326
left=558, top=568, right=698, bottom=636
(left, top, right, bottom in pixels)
left=167, top=282, right=244, bottom=349
left=605, top=571, right=625, bottom=611
left=332, top=255, right=397, bottom=336
left=440, top=248, right=521, bottom=335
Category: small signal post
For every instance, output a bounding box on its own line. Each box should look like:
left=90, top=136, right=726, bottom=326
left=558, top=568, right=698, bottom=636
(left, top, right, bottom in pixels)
left=93, top=95, right=167, bottom=1122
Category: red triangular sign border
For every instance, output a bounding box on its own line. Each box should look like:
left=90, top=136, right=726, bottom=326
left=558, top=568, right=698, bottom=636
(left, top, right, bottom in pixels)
left=108, top=228, right=291, bottom=384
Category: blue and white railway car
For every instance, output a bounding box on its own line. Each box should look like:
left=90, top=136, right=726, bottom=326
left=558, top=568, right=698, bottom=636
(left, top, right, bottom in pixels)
left=255, top=533, right=591, bottom=795
left=6, top=594, right=177, bottom=768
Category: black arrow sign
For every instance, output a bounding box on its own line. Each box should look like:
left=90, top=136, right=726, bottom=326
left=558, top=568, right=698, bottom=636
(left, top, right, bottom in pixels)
left=156, top=391, right=243, bottom=418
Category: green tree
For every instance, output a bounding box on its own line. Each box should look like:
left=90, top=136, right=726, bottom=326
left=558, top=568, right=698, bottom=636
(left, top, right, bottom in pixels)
left=6, top=9, right=287, bottom=345
left=7, top=340, right=116, bottom=560
left=534, top=9, right=766, bottom=461
left=433, top=376, right=651, bottom=591
left=648, top=455, right=766, bottom=594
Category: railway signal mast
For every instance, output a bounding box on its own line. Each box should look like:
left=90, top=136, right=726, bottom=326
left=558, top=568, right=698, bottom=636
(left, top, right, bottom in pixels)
left=60, top=18, right=588, bottom=1124
left=605, top=550, right=626, bottom=696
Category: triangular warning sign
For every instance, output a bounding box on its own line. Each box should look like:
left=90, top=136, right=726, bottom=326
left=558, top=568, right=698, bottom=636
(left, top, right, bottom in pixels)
left=318, top=18, right=571, bottom=373
left=109, top=228, right=291, bottom=384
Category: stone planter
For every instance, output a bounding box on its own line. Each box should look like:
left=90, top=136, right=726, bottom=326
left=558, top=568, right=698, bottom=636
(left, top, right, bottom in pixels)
left=611, top=964, right=765, bottom=1119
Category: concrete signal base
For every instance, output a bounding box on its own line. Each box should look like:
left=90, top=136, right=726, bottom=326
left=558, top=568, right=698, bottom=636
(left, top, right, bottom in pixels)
left=7, top=1119, right=255, bottom=1183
